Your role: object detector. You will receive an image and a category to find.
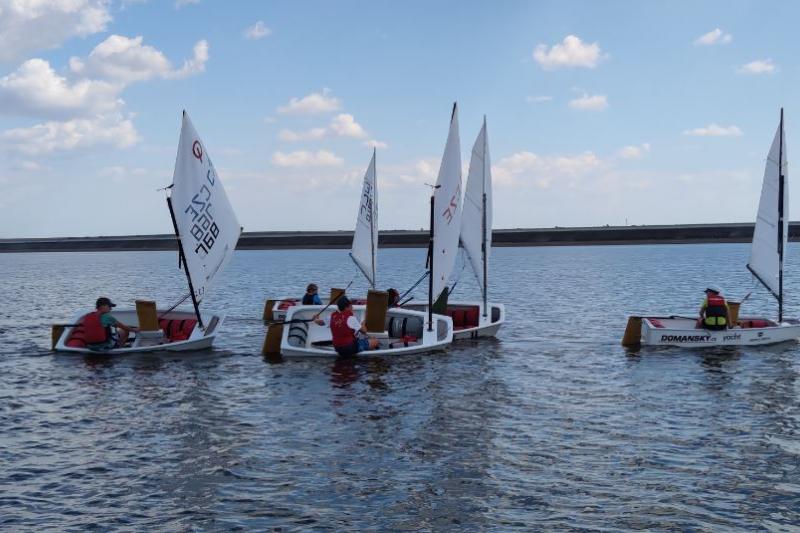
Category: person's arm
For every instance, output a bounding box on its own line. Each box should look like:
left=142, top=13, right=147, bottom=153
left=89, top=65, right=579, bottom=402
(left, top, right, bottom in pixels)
left=699, top=299, right=707, bottom=318
left=103, top=314, right=139, bottom=333
left=347, top=315, right=366, bottom=334
left=313, top=294, right=322, bottom=305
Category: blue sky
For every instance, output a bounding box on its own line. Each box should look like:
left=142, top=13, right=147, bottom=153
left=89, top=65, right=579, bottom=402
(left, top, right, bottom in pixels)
left=0, top=0, right=797, bottom=237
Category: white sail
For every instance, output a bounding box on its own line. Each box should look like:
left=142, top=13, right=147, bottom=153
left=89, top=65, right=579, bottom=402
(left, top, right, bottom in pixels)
left=169, top=111, right=241, bottom=303
left=432, top=103, right=463, bottom=300
left=350, top=149, right=378, bottom=287
left=460, top=117, right=492, bottom=297
left=747, top=113, right=788, bottom=298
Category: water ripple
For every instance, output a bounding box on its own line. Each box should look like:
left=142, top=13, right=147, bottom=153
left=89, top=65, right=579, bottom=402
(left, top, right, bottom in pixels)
left=1, top=245, right=800, bottom=529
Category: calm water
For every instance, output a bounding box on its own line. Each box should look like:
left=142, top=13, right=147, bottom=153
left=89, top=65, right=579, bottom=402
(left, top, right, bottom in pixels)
left=1, top=245, right=799, bottom=530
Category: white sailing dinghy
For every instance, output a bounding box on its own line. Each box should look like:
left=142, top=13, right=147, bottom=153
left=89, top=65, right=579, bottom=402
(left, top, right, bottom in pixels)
left=55, top=111, right=241, bottom=354
left=279, top=109, right=462, bottom=357
left=628, top=109, right=800, bottom=347
left=279, top=305, right=453, bottom=358
left=269, top=150, right=377, bottom=321
left=406, top=117, right=505, bottom=339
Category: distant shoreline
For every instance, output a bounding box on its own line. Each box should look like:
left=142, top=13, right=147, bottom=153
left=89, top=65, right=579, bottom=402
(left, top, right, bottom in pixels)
left=1, top=223, right=797, bottom=253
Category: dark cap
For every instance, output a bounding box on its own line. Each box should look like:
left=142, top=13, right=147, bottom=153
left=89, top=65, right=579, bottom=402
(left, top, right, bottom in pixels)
left=337, top=296, right=351, bottom=311
left=96, top=297, right=117, bottom=308
left=306, top=283, right=318, bottom=292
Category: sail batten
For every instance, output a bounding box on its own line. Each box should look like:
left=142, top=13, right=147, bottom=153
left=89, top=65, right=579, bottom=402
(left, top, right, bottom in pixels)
left=747, top=112, right=788, bottom=302
left=460, top=118, right=492, bottom=299
left=351, top=150, right=378, bottom=287
left=431, top=103, right=463, bottom=301
left=169, top=112, right=241, bottom=306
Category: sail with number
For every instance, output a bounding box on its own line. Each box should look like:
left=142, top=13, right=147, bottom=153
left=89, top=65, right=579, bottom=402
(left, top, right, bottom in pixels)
left=460, top=117, right=492, bottom=304
left=169, top=111, right=241, bottom=305
left=747, top=110, right=787, bottom=301
left=431, top=103, right=463, bottom=301
left=350, top=149, right=378, bottom=288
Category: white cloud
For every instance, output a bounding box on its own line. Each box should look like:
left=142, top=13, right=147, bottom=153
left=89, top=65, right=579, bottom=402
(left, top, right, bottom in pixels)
left=0, top=113, right=140, bottom=155
left=329, top=113, right=367, bottom=138
left=70, top=35, right=209, bottom=83
left=0, top=34, right=209, bottom=157
left=277, top=114, right=369, bottom=141
left=533, top=35, right=605, bottom=70
left=737, top=59, right=777, bottom=75
left=0, top=0, right=111, bottom=63
left=271, top=150, right=344, bottom=167
left=617, top=143, right=651, bottom=159
left=278, top=127, right=327, bottom=142
left=0, top=35, right=209, bottom=121
left=569, top=93, right=608, bottom=111
left=0, top=58, right=120, bottom=119
left=492, top=150, right=602, bottom=188
left=683, top=124, right=743, bottom=137
left=168, top=40, right=209, bottom=79
left=244, top=21, right=271, bottom=40
left=365, top=139, right=388, bottom=149
left=277, top=88, right=342, bottom=114
left=694, top=28, right=732, bottom=45
left=526, top=95, right=552, bottom=103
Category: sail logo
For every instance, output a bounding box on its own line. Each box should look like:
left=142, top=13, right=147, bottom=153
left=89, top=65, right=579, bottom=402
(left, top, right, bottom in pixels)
left=359, top=181, right=374, bottom=223
left=441, top=183, right=461, bottom=225
left=184, top=147, right=220, bottom=259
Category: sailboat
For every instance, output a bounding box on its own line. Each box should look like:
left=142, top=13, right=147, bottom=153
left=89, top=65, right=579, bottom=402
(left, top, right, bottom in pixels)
left=405, top=116, right=505, bottom=339
left=627, top=109, right=800, bottom=347
left=278, top=109, right=459, bottom=357
left=54, top=111, right=241, bottom=354
left=269, top=150, right=377, bottom=321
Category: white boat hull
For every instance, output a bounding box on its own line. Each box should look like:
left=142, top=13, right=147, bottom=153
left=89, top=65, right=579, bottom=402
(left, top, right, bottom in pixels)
left=640, top=316, right=800, bottom=347
left=279, top=305, right=453, bottom=358
left=54, top=309, right=221, bottom=354
left=404, top=300, right=504, bottom=340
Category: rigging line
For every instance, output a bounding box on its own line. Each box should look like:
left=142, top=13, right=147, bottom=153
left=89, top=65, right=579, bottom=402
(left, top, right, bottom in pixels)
left=399, top=270, right=429, bottom=302
left=157, top=293, right=192, bottom=320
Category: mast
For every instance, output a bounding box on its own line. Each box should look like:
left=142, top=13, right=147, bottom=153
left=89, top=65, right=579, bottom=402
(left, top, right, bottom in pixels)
left=166, top=196, right=204, bottom=329
left=481, top=116, right=488, bottom=318
left=427, top=191, right=435, bottom=331
left=370, top=147, right=377, bottom=290
left=778, top=108, right=785, bottom=322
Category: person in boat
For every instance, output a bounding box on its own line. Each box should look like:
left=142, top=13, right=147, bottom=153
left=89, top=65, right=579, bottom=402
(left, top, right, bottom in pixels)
left=699, top=286, right=730, bottom=331
left=302, top=283, right=323, bottom=305
left=85, top=297, right=139, bottom=349
left=387, top=288, right=400, bottom=308
left=330, top=296, right=379, bottom=356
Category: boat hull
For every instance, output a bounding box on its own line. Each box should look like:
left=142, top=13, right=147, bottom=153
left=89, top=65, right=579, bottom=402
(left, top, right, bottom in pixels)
left=279, top=305, right=453, bottom=358
left=54, top=309, right=221, bottom=355
left=640, top=316, right=800, bottom=347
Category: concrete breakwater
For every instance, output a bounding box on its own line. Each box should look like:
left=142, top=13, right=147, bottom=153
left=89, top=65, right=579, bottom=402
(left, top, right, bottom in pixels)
left=2, top=223, right=798, bottom=253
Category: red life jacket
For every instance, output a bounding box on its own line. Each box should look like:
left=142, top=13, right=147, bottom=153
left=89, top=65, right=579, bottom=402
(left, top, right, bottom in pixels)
left=705, top=293, right=727, bottom=326
left=82, top=311, right=110, bottom=343
left=330, top=310, right=357, bottom=347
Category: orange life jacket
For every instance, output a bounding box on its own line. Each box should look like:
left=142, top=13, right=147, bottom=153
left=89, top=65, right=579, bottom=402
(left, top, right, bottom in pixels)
left=83, top=311, right=110, bottom=343
left=330, top=310, right=357, bottom=347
